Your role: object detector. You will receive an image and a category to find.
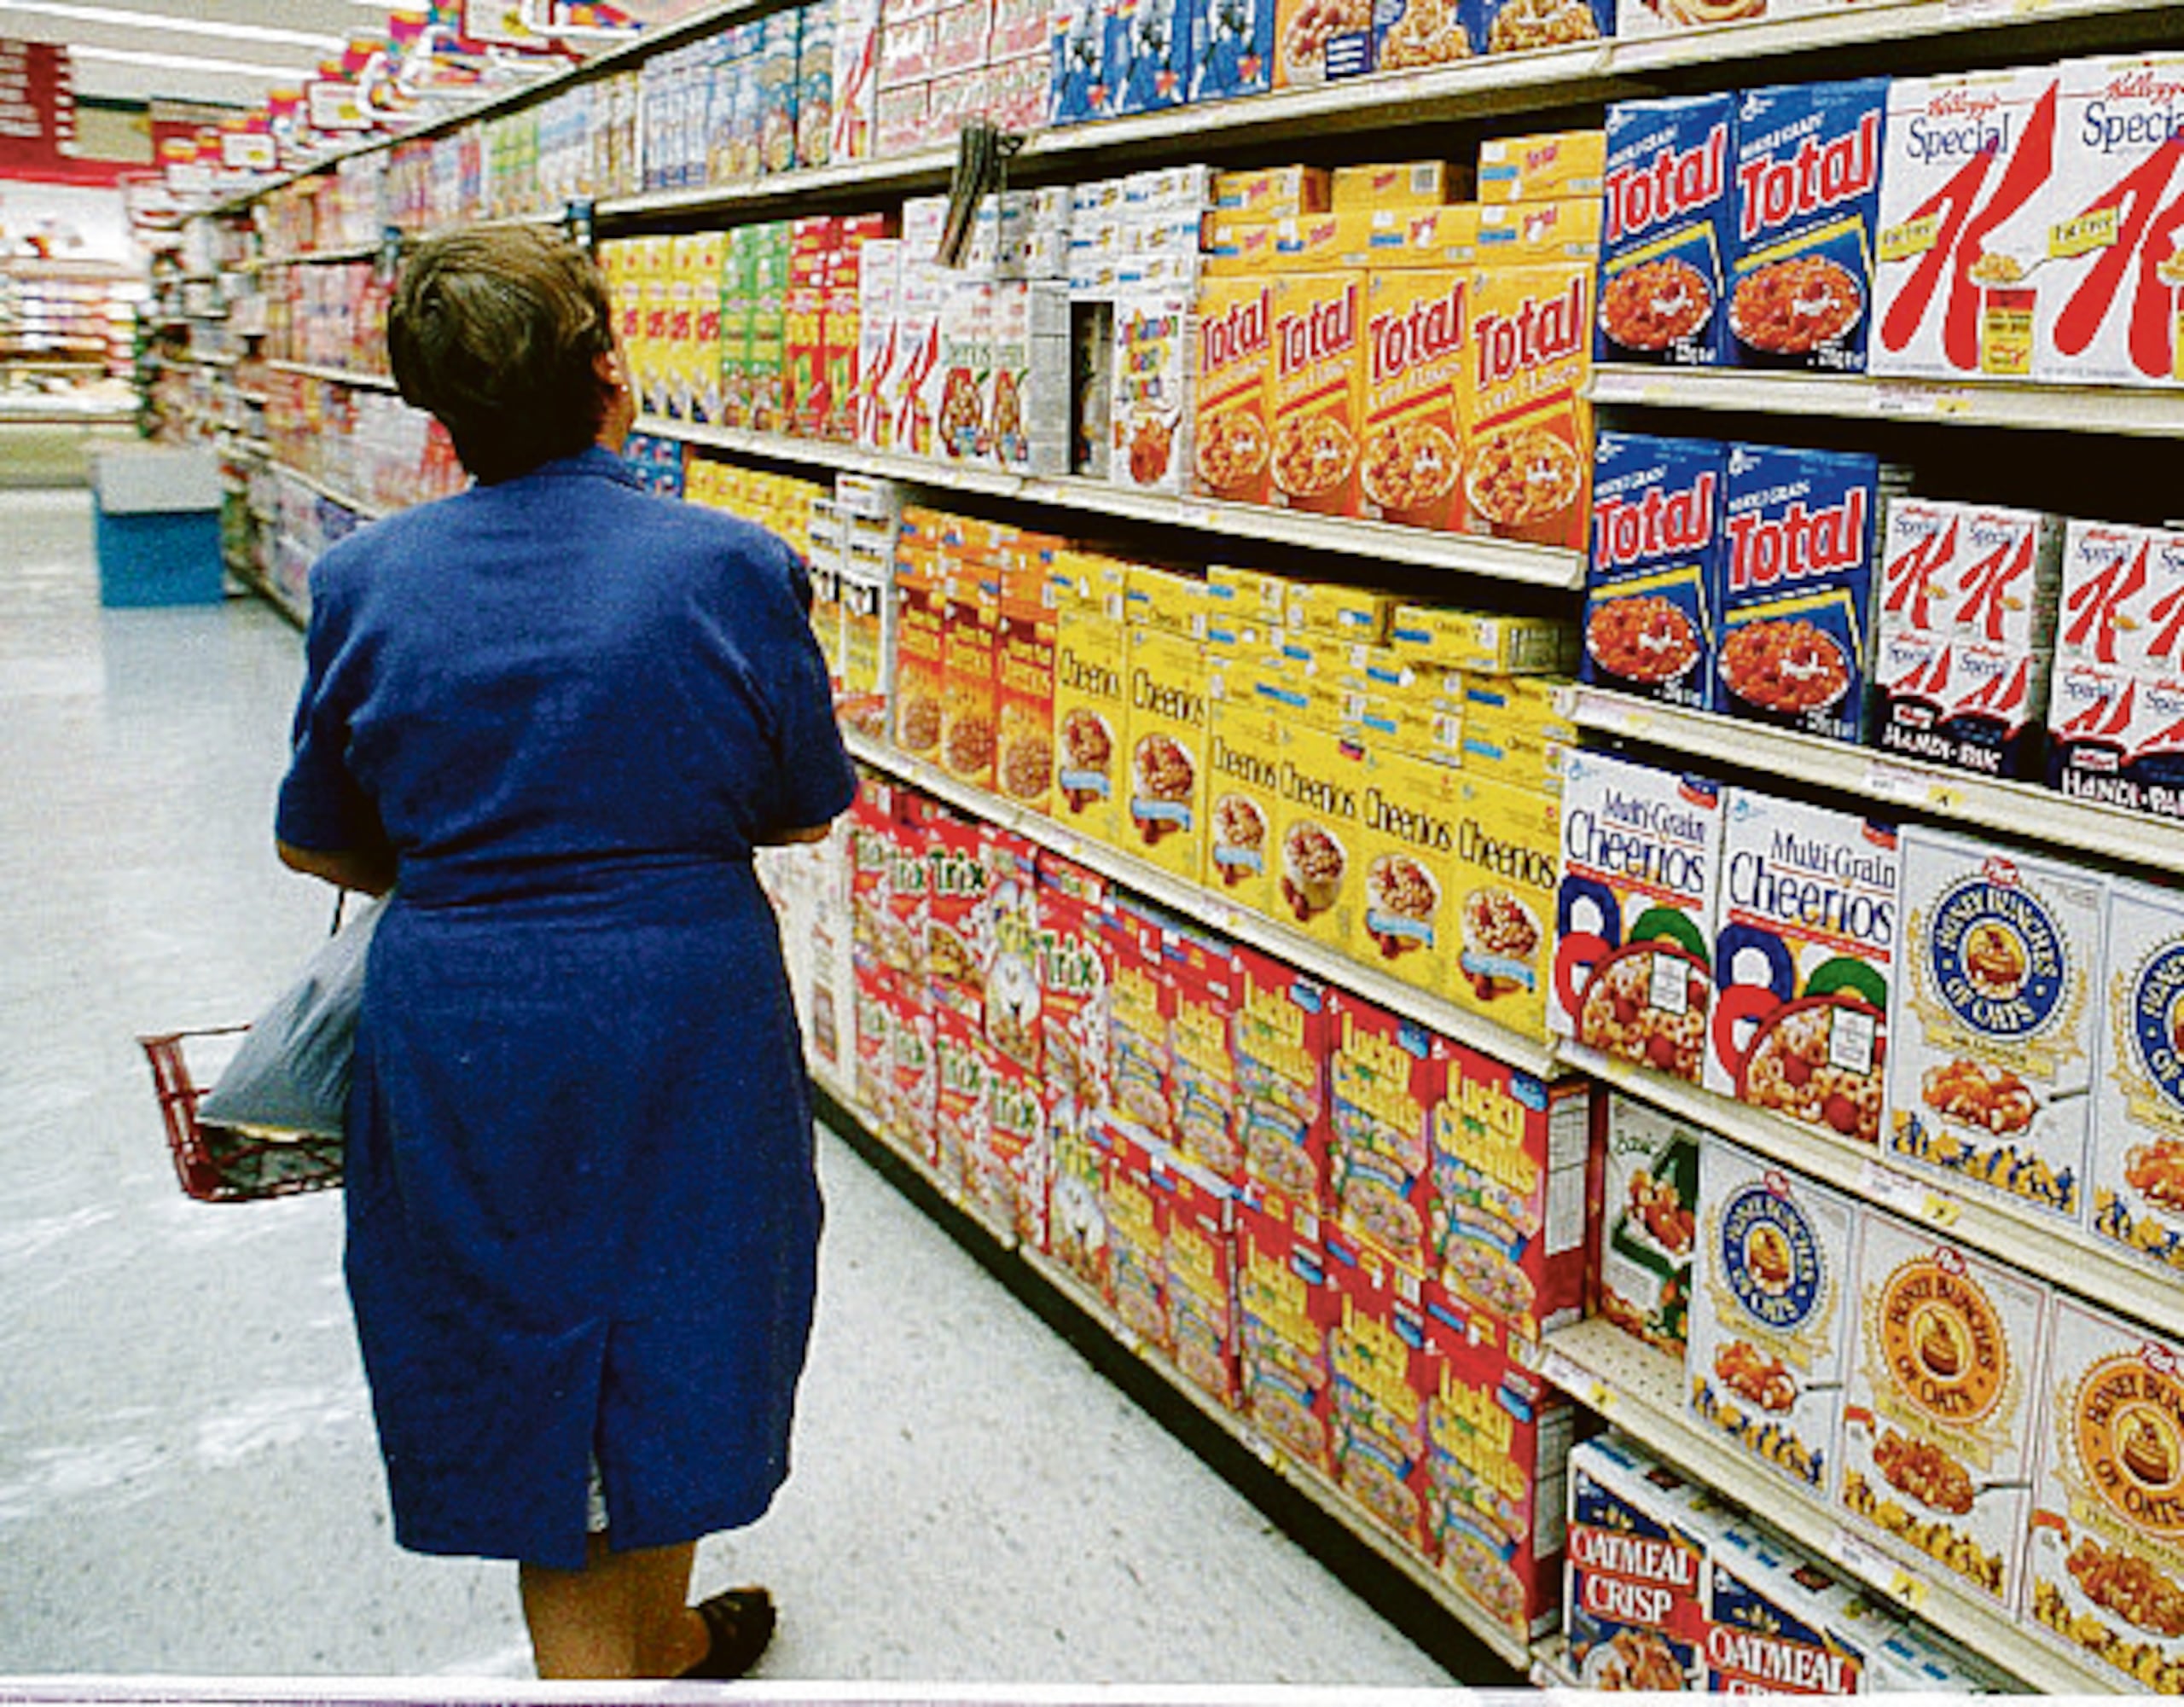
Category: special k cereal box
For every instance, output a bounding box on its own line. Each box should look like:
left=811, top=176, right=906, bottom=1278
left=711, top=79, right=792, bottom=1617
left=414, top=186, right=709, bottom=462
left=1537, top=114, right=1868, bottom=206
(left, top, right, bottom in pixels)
left=1876, top=630, right=2053, bottom=784
left=1593, top=1091, right=1701, bottom=1359
left=2056, top=519, right=2184, bottom=678
left=1599, top=96, right=1737, bottom=368
left=1870, top=66, right=2059, bottom=384
left=1837, top=1215, right=2048, bottom=1608
left=2028, top=1296, right=2184, bottom=1691
left=1325, top=989, right=1443, bottom=1270
left=1447, top=771, right=1560, bottom=1043
left=1887, top=825, right=2105, bottom=1225
left=1360, top=268, right=1468, bottom=531
left=1233, top=942, right=1333, bottom=1216
left=1269, top=270, right=1367, bottom=517
left=1711, top=791, right=1898, bottom=1147
left=1327, top=1251, right=1435, bottom=1555
left=2091, top=877, right=2184, bottom=1275
left=1123, top=625, right=1209, bottom=881
left=2040, top=55, right=2184, bottom=388
left=1551, top=749, right=1724, bottom=1084
left=1564, top=1433, right=1728, bottom=1690
left=1687, top=1138, right=1860, bottom=1495
left=1583, top=433, right=1725, bottom=710
left=1461, top=261, right=1593, bottom=550
left=1728, top=78, right=1888, bottom=374
left=1878, top=497, right=2065, bottom=652
left=1053, top=604, right=1128, bottom=849
left=1235, top=1195, right=1338, bottom=1475
left=1193, top=274, right=1276, bottom=505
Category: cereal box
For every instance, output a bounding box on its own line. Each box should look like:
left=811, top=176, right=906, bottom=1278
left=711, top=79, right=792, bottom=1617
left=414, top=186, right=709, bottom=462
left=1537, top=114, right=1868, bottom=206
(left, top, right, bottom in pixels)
left=892, top=541, right=947, bottom=761
left=1480, top=129, right=1606, bottom=205
left=1472, top=0, right=1608, bottom=56
left=1359, top=268, right=1468, bottom=531
left=2028, top=1295, right=2184, bottom=1691
left=923, top=810, right=994, bottom=1024
left=1103, top=898, right=1175, bottom=1146
left=1192, top=274, right=1276, bottom=505
left=1592, top=1090, right=1700, bottom=1359
left=1687, top=1138, right=1859, bottom=1494
left=1426, top=1042, right=1592, bottom=1342
left=1107, top=0, right=1194, bottom=114
left=976, top=1050, right=1048, bottom=1248
left=2040, top=55, right=2184, bottom=388
left=992, top=573, right=1056, bottom=814
left=1583, top=433, right=1723, bottom=709
left=938, top=563, right=1000, bottom=788
left=1111, top=290, right=1194, bottom=493
left=1705, top=1521, right=1903, bottom=1692
left=2056, top=519, right=2184, bottom=678
left=1446, top=770, right=1560, bottom=1042
left=931, top=1002, right=991, bottom=1198
left=1838, top=1216, right=2048, bottom=1607
left=1728, top=78, right=1888, bottom=374
left=1613, top=0, right=1766, bottom=38
left=1389, top=603, right=1576, bottom=676
left=1878, top=497, right=2065, bottom=652
left=981, top=826, right=1043, bottom=1072
left=1715, top=443, right=1890, bottom=745
left=1711, top=790, right=1898, bottom=1146
left=1267, top=721, right=1373, bottom=961
left=1034, top=851, right=1112, bottom=1117
left=1269, top=270, right=1366, bottom=518
left=1461, top=261, right=1592, bottom=550
left=1052, top=605, right=1128, bottom=849
left=1233, top=942, right=1332, bottom=1216
left=1205, top=697, right=1287, bottom=921
left=1869, top=66, right=2059, bottom=383
left=1599, top=96, right=1735, bottom=368
left=1235, top=1194, right=1338, bottom=1474
left=1048, top=1107, right=1107, bottom=1285
left=1185, top=0, right=1274, bottom=99
left=1551, top=749, right=1724, bottom=1083
left=1165, top=1153, right=1240, bottom=1403
left=1349, top=742, right=1464, bottom=1001
left=1887, top=825, right=2105, bottom=1223
left=885, top=974, right=938, bottom=1165
left=1564, top=1432, right=1724, bottom=1689
left=2091, top=876, right=2184, bottom=1274
left=1101, top=1118, right=1170, bottom=1347
left=1213, top=165, right=1332, bottom=218
left=1273, top=0, right=1373, bottom=89
left=1325, top=989, right=1442, bottom=1269
left=1372, top=0, right=1472, bottom=74
left=1332, top=161, right=1463, bottom=212
left=2051, top=671, right=2184, bottom=818
left=1167, top=924, right=1242, bottom=1182
left=1327, top=1249, right=1437, bottom=1556
left=1874, top=630, right=2053, bottom=783
left=1122, top=625, right=1209, bottom=880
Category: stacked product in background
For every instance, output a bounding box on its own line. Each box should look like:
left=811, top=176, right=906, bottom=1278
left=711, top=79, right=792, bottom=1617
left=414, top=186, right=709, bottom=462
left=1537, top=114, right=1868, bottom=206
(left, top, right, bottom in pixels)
left=869, top=0, right=1049, bottom=156
left=2048, top=520, right=2184, bottom=821
left=637, top=4, right=838, bottom=189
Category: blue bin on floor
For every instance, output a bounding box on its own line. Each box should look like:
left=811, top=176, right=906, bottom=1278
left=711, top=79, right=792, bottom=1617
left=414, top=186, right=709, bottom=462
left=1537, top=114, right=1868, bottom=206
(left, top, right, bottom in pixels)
left=93, top=446, right=224, bottom=608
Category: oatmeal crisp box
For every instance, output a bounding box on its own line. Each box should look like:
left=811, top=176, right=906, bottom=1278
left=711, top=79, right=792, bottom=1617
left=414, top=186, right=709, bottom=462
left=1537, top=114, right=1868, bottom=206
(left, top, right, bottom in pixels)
left=1687, top=1137, right=1859, bottom=1495
left=2090, top=876, right=2184, bottom=1275
left=1325, top=988, right=1443, bottom=1272
left=1052, top=605, right=1129, bottom=851
left=1705, top=1520, right=1904, bottom=1692
left=1232, top=941, right=1333, bottom=1217
left=1551, top=749, right=1724, bottom=1084
left=1710, top=790, right=1898, bottom=1147
left=1360, top=268, right=1469, bottom=531
left=1235, top=1193, right=1339, bottom=1475
left=1837, top=1215, right=2048, bottom=1608
left=2028, top=1294, right=2184, bottom=1692
left=1886, top=824, right=2104, bottom=1225
left=1599, top=96, right=1736, bottom=369
left=1592, top=1090, right=1701, bottom=1361
left=1122, top=624, right=1210, bottom=883
left=1459, top=260, right=1593, bottom=551
left=1565, top=1434, right=1727, bottom=1690
left=1269, top=270, right=1367, bottom=518
left=1193, top=274, right=1276, bottom=506
left=1583, top=432, right=1725, bottom=711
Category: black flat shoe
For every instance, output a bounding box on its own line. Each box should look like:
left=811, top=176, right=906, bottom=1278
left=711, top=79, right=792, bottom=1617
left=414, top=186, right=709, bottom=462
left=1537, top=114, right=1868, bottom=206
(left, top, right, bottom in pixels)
left=680, top=1586, right=775, bottom=1681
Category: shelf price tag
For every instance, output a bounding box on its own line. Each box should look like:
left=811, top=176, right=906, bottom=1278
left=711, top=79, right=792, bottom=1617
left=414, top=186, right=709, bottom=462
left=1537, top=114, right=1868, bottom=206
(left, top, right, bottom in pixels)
left=1834, top=1529, right=1931, bottom=1612
left=1861, top=760, right=1937, bottom=809
left=1537, top=1345, right=1614, bottom=1414
left=1859, top=1158, right=1964, bottom=1230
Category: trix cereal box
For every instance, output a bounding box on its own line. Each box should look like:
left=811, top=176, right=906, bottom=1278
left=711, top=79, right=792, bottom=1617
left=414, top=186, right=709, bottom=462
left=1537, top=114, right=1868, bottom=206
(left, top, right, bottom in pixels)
left=1582, top=432, right=1724, bottom=711
left=2091, top=877, right=2184, bottom=1276
left=1593, top=1091, right=1701, bottom=1360
left=1687, top=1138, right=1859, bottom=1495
left=1728, top=78, right=1888, bottom=374
left=1869, top=66, right=2059, bottom=384
left=1551, top=749, right=1724, bottom=1084
left=1598, top=96, right=1736, bottom=368
left=1711, top=790, right=1898, bottom=1147
left=1887, top=825, right=2105, bottom=1225
left=1564, top=1433, right=1726, bottom=1690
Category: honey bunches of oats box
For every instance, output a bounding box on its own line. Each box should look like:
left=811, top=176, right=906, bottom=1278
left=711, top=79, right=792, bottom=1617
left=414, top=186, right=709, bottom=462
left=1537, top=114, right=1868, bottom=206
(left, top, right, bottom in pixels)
left=2090, top=876, right=2184, bottom=1276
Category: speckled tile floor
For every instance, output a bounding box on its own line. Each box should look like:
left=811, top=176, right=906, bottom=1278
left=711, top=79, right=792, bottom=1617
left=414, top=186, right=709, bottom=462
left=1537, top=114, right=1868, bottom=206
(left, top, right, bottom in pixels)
left=0, top=486, right=1465, bottom=1689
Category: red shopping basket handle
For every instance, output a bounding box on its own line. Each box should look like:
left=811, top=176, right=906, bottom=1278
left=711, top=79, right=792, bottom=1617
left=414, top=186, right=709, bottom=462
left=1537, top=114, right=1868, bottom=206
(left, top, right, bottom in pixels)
left=137, top=1028, right=342, bottom=1204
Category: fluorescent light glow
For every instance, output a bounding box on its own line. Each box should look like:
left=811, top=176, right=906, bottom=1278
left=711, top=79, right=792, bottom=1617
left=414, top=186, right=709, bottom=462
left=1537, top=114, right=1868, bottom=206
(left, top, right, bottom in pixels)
left=70, top=44, right=326, bottom=78
left=0, top=1, right=344, bottom=50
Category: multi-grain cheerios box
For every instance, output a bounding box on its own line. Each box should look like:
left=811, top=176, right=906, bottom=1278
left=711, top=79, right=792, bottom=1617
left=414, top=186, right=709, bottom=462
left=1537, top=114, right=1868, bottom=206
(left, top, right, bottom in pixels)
left=1551, top=749, right=1724, bottom=1084
left=1448, top=769, right=1560, bottom=1042
left=1269, top=270, right=1367, bottom=517
left=1592, top=1089, right=1700, bottom=1360
left=1360, top=267, right=1469, bottom=531
left=1325, top=988, right=1443, bottom=1271
left=1122, top=624, right=1209, bottom=881
left=1052, top=603, right=1128, bottom=850
left=2027, top=1295, right=2184, bottom=1692
left=1564, top=1431, right=1728, bottom=1689
left=1192, top=273, right=1276, bottom=505
left=1711, top=790, right=1898, bottom=1146
left=1837, top=1214, right=2048, bottom=1608
left=1598, top=96, right=1734, bottom=368
left=1869, top=66, right=2059, bottom=384
left=1461, top=259, right=1593, bottom=551
left=1886, top=825, right=2104, bottom=1225
left=2091, top=876, right=2184, bottom=1275
left=1327, top=1247, right=1435, bottom=1556
left=1687, top=1136, right=1858, bottom=1495
left=1235, top=1193, right=1339, bottom=1475
left=1583, top=432, right=1725, bottom=710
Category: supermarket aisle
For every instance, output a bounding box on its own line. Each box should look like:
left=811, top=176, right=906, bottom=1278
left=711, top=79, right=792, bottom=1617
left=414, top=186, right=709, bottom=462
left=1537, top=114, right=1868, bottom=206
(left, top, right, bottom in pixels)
left=0, top=487, right=1461, bottom=1686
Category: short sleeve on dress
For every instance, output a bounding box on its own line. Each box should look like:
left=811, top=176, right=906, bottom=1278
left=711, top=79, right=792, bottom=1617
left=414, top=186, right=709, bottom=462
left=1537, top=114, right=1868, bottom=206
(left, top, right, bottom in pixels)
left=276, top=584, right=385, bottom=856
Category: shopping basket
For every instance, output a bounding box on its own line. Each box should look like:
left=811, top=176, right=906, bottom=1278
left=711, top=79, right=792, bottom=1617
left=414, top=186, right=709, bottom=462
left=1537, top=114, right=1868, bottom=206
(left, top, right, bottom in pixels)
left=138, top=1025, right=345, bottom=1203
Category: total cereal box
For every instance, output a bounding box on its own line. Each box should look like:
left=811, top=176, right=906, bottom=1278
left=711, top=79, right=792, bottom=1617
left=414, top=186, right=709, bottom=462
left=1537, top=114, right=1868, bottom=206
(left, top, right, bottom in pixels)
left=1582, top=432, right=1724, bottom=710
left=1191, top=273, right=1276, bottom=505
left=2028, top=1295, right=2184, bottom=1692
left=1837, top=1215, right=2048, bottom=1608
left=1687, top=1137, right=1858, bottom=1495
left=1359, top=267, right=1469, bottom=531
left=1592, top=1090, right=1701, bottom=1360
left=1711, top=790, right=1898, bottom=1147
left=1235, top=1194, right=1339, bottom=1475
left=2091, top=876, right=2184, bottom=1275
left=1598, top=96, right=1736, bottom=368
left=1564, top=1432, right=1724, bottom=1690
left=1269, top=270, right=1366, bottom=517
left=1122, top=624, right=1209, bottom=880
left=1551, top=748, right=1724, bottom=1085
left=1886, top=825, right=2104, bottom=1224
left=1870, top=66, right=2059, bottom=384
left=1461, top=260, right=1592, bottom=550
left=1233, top=942, right=1332, bottom=1216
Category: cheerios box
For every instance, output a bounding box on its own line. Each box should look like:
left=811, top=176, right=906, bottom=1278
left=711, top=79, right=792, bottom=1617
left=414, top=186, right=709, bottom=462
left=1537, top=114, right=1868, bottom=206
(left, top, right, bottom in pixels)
left=1205, top=696, right=1288, bottom=921
left=1446, top=770, right=1560, bottom=1042
left=1326, top=1245, right=1436, bottom=1556
left=1886, top=824, right=2105, bottom=1226
left=2027, top=1295, right=2184, bottom=1692
left=1360, top=268, right=1469, bottom=531
left=1234, top=1193, right=1339, bottom=1473
left=2090, top=876, right=2184, bottom=1275
left=1052, top=605, right=1129, bottom=850
left=1710, top=790, right=1898, bottom=1146
left=1269, top=270, right=1367, bottom=517
left=1551, top=749, right=1724, bottom=1083
left=1266, top=720, right=1374, bottom=961
left=1324, top=989, right=1443, bottom=1271
left=1122, top=625, right=1209, bottom=881
left=1599, top=95, right=1736, bottom=368
left=1192, top=274, right=1276, bottom=505
left=1564, top=1432, right=1727, bottom=1689
left=1838, top=1215, right=2048, bottom=1610
left=1583, top=432, right=1725, bottom=710
left=1351, top=741, right=1465, bottom=1004
left=1460, top=261, right=1593, bottom=550
left=1592, top=1091, right=1701, bottom=1360
left=1469, top=0, right=1609, bottom=58
left=1728, top=78, right=1888, bottom=374
left=1687, top=1137, right=1860, bottom=1496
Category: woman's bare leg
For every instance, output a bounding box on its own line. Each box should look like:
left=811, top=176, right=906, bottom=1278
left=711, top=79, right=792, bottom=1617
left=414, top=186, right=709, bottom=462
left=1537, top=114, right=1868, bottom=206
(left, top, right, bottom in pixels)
left=518, top=1534, right=710, bottom=1679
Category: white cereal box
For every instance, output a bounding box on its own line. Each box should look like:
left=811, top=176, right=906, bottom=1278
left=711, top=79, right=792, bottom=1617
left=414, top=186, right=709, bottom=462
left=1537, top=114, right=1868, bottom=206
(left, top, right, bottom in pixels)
left=1885, top=825, right=2105, bottom=1226
left=1869, top=66, right=2059, bottom=383
left=2091, top=876, right=2184, bottom=1276
left=1687, top=1136, right=1858, bottom=1496
left=2056, top=519, right=2184, bottom=677
left=1551, top=749, right=1724, bottom=1085
left=2029, top=1295, right=2184, bottom=1692
left=1110, top=290, right=1195, bottom=493
left=1877, top=497, right=2065, bottom=652
left=2038, top=55, right=2184, bottom=388
left=1711, top=791, right=1898, bottom=1147
left=1837, top=1215, right=2048, bottom=1608
left=2047, top=659, right=2184, bottom=822
left=1593, top=1091, right=1701, bottom=1361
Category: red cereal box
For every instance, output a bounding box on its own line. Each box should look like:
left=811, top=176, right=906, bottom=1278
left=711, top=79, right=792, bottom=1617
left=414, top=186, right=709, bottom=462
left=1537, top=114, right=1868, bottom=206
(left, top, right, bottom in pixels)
left=1233, top=942, right=1333, bottom=1217
left=975, top=1049, right=1049, bottom=1250
left=1874, top=627, right=2052, bottom=782
left=1101, top=1118, right=1171, bottom=1350
left=2048, top=660, right=2184, bottom=821
left=885, top=973, right=938, bottom=1166
left=1167, top=925, right=1244, bottom=1184
left=851, top=958, right=896, bottom=1125
left=1235, top=1195, right=1338, bottom=1473
left=1102, top=896, right=1176, bottom=1147
left=1327, top=1246, right=1435, bottom=1557
left=892, top=537, right=949, bottom=761
left=1034, top=851, right=1113, bottom=1117
left=1165, top=1158, right=1240, bottom=1407
left=1326, top=988, right=1443, bottom=1272
left=923, top=809, right=992, bottom=1024
left=932, top=1002, right=990, bottom=1199
left=980, top=822, right=1042, bottom=1072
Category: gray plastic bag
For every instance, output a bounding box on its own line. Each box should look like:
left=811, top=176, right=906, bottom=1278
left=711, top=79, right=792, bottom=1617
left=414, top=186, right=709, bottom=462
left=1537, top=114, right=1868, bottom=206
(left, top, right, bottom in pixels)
left=197, top=893, right=387, bottom=1139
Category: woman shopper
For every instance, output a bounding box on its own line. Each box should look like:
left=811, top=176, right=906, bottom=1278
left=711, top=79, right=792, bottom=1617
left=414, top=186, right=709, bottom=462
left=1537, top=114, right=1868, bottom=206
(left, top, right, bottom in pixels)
left=272, top=225, right=857, bottom=1681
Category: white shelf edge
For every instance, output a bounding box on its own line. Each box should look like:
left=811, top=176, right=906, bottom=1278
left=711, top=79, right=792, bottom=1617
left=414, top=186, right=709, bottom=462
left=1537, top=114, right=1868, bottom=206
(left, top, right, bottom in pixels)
left=843, top=728, right=1563, bottom=1078
left=1560, top=685, right=2184, bottom=878
left=264, top=360, right=401, bottom=392
left=258, top=458, right=392, bottom=522
left=1536, top=1317, right=2121, bottom=1697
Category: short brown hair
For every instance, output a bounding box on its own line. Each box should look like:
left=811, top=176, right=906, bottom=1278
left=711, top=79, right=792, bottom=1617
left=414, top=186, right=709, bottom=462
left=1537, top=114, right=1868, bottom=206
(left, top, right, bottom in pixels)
left=388, top=226, right=615, bottom=485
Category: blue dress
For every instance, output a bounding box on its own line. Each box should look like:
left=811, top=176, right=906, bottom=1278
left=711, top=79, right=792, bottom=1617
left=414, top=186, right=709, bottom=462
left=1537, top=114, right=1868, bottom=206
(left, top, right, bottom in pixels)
left=276, top=448, right=857, bottom=1570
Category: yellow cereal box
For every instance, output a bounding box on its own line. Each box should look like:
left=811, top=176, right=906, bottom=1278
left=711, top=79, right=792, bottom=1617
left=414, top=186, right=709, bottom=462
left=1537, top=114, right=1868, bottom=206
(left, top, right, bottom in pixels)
left=1283, top=580, right=1403, bottom=645
left=1333, top=160, right=1467, bottom=211
left=1193, top=275, right=1277, bottom=507
left=1270, top=271, right=1367, bottom=518
left=1389, top=603, right=1577, bottom=675
left=1353, top=742, right=1464, bottom=997
left=1362, top=268, right=1469, bottom=531
left=1477, top=131, right=1607, bottom=205
left=940, top=566, right=1001, bottom=787
left=1205, top=697, right=1288, bottom=915
left=892, top=543, right=949, bottom=760
left=994, top=578, right=1056, bottom=812
left=1053, top=606, right=1129, bottom=850
left=1477, top=196, right=1603, bottom=261
left=1048, top=549, right=1130, bottom=619
left=1214, top=165, right=1333, bottom=219
left=1265, top=720, right=1372, bottom=961
left=1202, top=219, right=1282, bottom=277
left=1445, top=769, right=1559, bottom=1040
left=1374, top=204, right=1483, bottom=270
left=1124, top=560, right=1209, bottom=638
left=1123, top=624, right=1210, bottom=882
left=1460, top=261, right=1593, bottom=551
left=1269, top=211, right=1417, bottom=272
left=1206, top=565, right=1294, bottom=629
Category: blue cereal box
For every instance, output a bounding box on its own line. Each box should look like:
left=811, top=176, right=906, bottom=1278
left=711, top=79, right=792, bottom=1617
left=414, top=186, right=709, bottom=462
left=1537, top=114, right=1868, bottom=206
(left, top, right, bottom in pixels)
left=1192, top=0, right=1275, bottom=100
left=1582, top=433, right=1724, bottom=711
left=1470, top=0, right=1608, bottom=56
left=1108, top=0, right=1196, bottom=113
left=1716, top=444, right=1884, bottom=745
left=1729, top=79, right=1888, bottom=374
left=1050, top=0, right=1113, bottom=124
left=1598, top=96, right=1734, bottom=367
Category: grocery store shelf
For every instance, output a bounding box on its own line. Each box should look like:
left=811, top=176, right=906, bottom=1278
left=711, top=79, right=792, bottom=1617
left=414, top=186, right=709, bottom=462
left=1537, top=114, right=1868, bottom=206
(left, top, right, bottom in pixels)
left=264, top=360, right=399, bottom=392
left=1558, top=1038, right=2184, bottom=1346
left=651, top=416, right=1586, bottom=588
left=1559, top=684, right=2184, bottom=877
left=1534, top=1316, right=2117, bottom=1696
left=1609, top=0, right=2180, bottom=72
left=258, top=458, right=391, bottom=522
left=843, top=728, right=1562, bottom=1078
left=1592, top=365, right=2184, bottom=438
